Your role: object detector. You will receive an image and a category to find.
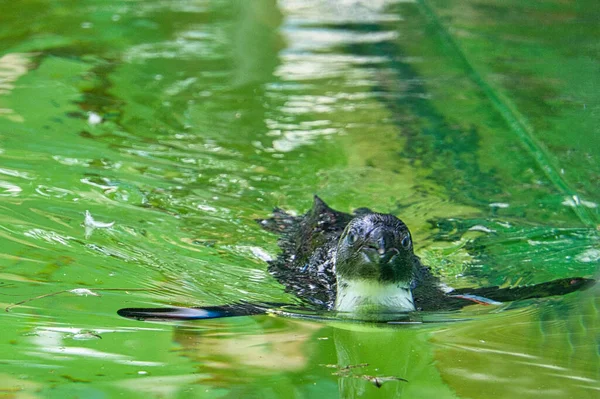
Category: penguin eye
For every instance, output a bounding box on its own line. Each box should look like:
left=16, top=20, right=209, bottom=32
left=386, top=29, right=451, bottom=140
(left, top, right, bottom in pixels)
left=401, top=236, right=411, bottom=248
left=347, top=232, right=356, bottom=245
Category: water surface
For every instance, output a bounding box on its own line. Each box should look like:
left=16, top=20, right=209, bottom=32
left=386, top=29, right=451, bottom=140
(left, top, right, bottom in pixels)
left=0, top=0, right=598, bottom=397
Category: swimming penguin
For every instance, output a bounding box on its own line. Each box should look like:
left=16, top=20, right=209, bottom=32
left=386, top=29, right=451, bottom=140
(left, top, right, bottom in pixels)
left=118, top=196, right=594, bottom=322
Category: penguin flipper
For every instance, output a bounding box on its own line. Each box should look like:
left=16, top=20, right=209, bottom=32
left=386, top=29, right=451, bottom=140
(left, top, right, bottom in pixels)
left=117, top=302, right=286, bottom=321
left=449, top=277, right=595, bottom=303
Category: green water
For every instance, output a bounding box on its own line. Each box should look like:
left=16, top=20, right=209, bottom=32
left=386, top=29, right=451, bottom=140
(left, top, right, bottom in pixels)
left=1, top=0, right=599, bottom=397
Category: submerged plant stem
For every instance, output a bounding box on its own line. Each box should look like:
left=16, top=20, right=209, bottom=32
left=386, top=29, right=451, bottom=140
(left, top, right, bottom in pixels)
left=5, top=287, right=146, bottom=312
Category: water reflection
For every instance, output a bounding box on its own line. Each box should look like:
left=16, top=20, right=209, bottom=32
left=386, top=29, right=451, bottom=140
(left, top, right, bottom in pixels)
left=152, top=316, right=449, bottom=398
left=0, top=52, right=31, bottom=123
left=432, top=290, right=600, bottom=398
left=120, top=289, right=598, bottom=398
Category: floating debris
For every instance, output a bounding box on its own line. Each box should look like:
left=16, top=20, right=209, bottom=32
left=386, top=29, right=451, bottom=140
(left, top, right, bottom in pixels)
left=69, top=288, right=100, bottom=297
left=87, top=112, right=102, bottom=125
left=84, top=210, right=114, bottom=238
left=71, top=330, right=102, bottom=340
left=322, top=363, right=407, bottom=388
left=562, top=196, right=597, bottom=209
left=365, top=375, right=408, bottom=388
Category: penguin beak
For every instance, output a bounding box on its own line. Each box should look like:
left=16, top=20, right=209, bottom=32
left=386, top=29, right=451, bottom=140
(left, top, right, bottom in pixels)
left=361, top=231, right=399, bottom=265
